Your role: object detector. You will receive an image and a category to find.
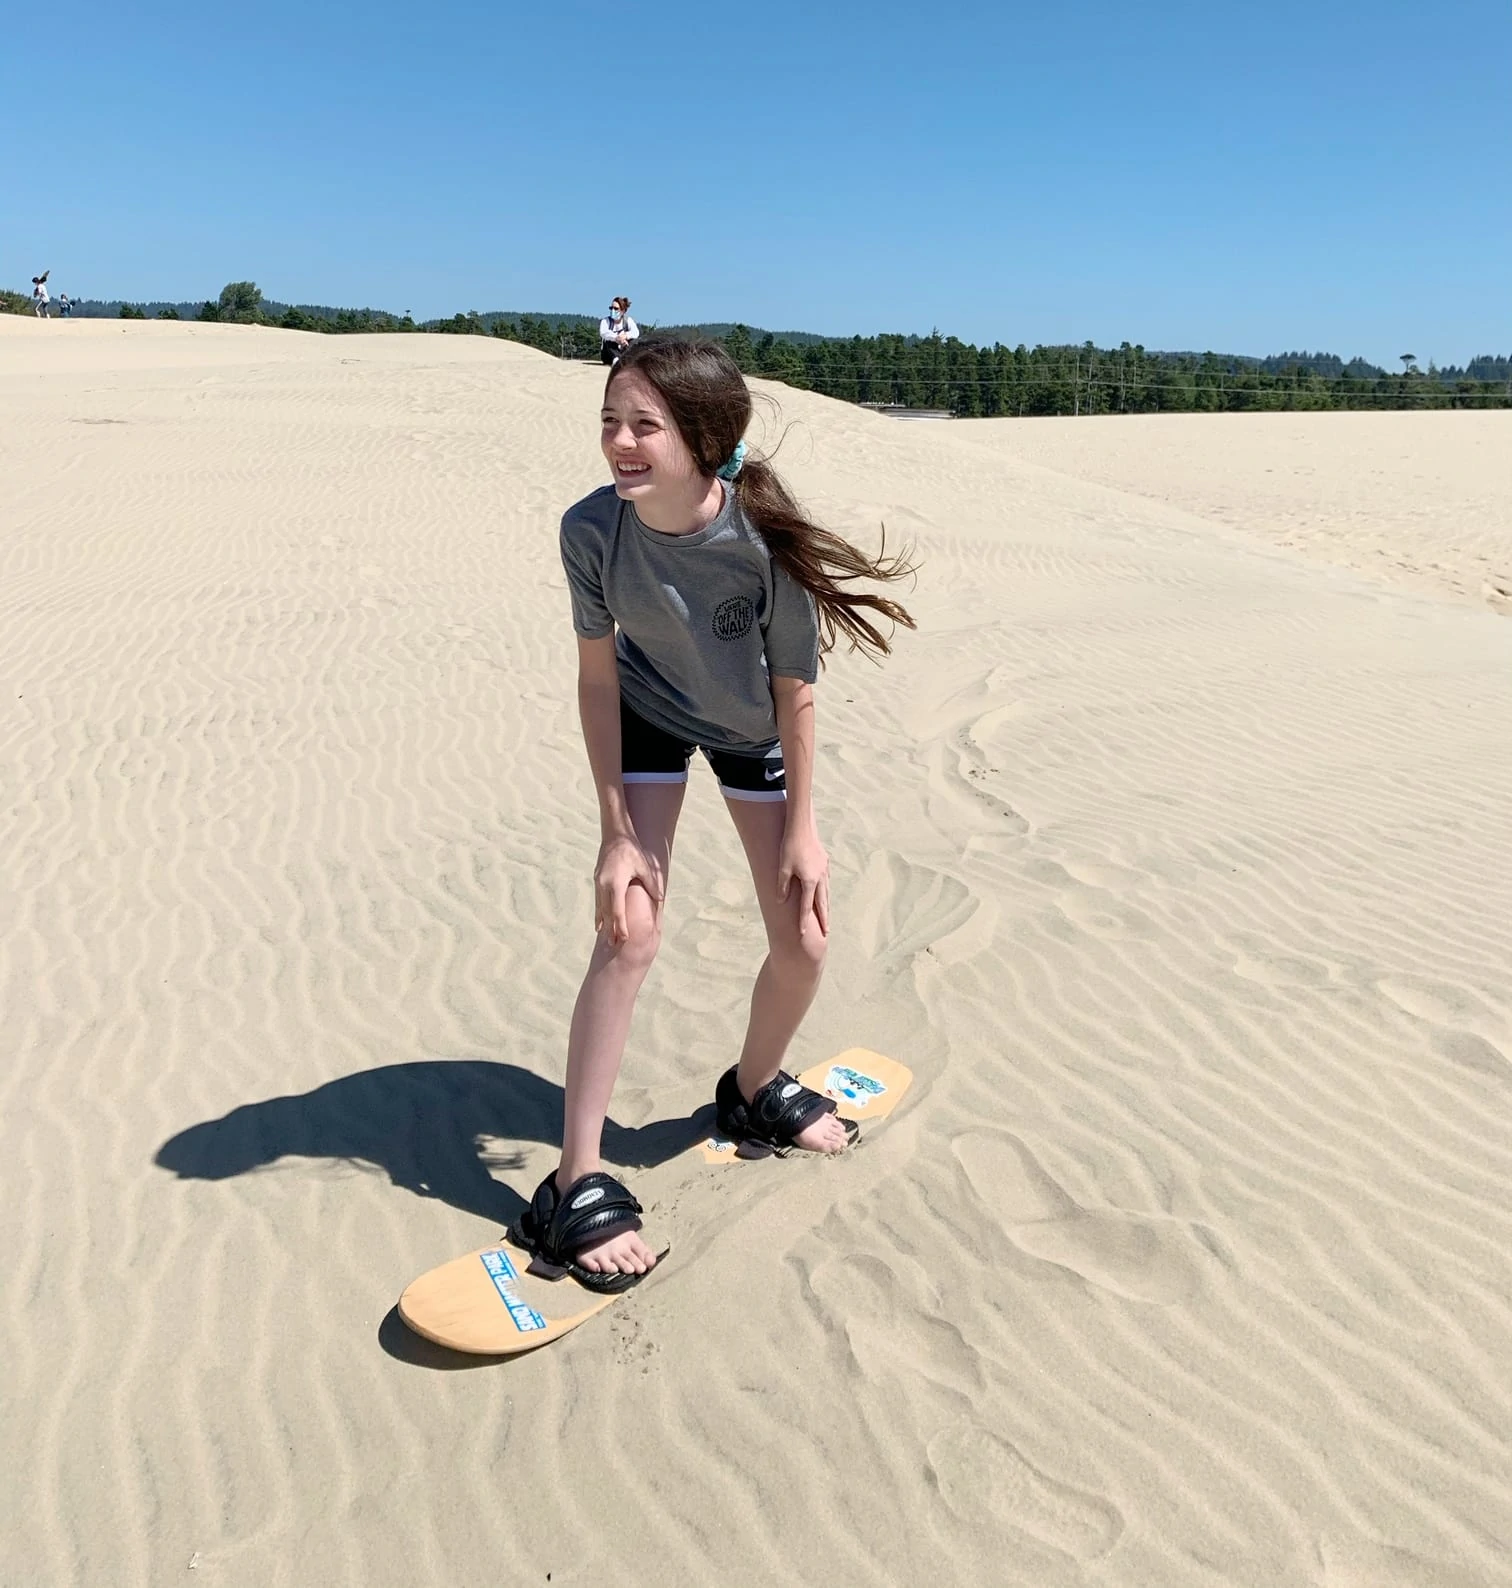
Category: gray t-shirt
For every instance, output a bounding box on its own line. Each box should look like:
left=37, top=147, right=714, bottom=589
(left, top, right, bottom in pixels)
left=560, top=483, right=820, bottom=752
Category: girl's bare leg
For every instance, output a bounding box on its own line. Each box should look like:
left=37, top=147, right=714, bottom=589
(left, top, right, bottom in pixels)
left=724, top=797, right=848, bottom=1153
left=557, top=780, right=684, bottom=1275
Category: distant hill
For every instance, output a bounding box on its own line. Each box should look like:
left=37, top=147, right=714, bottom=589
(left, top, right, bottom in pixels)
left=64, top=298, right=404, bottom=322
left=11, top=289, right=1508, bottom=398
left=457, top=311, right=832, bottom=345
left=658, top=323, right=832, bottom=346
left=59, top=299, right=850, bottom=347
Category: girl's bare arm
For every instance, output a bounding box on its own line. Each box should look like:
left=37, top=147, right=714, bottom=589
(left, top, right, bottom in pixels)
left=577, top=634, right=633, bottom=842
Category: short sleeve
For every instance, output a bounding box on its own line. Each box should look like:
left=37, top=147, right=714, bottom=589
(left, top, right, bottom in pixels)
left=559, top=510, right=614, bottom=639
left=762, top=563, right=820, bottom=683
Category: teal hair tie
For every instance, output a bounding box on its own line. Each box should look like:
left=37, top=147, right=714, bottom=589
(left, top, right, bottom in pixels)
left=715, top=440, right=747, bottom=481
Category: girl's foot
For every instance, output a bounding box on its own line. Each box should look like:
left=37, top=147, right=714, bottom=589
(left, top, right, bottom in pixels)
left=789, top=1109, right=851, bottom=1153
left=573, top=1225, right=660, bottom=1277
left=716, top=1067, right=860, bottom=1159
left=510, top=1170, right=661, bottom=1292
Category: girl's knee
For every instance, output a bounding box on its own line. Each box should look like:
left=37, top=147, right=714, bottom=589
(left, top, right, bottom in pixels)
left=613, top=889, right=663, bottom=974
left=771, top=925, right=827, bottom=980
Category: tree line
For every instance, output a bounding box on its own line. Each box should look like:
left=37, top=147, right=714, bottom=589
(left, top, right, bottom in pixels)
left=11, top=281, right=1510, bottom=414
left=713, top=331, right=1512, bottom=414
left=422, top=310, right=1512, bottom=413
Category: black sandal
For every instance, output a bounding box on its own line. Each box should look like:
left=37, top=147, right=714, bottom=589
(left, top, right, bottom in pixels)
left=509, top=1170, right=658, bottom=1294
left=714, top=1066, right=861, bottom=1159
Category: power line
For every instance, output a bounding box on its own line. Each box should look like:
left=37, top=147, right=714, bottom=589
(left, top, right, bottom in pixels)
left=747, top=371, right=1511, bottom=392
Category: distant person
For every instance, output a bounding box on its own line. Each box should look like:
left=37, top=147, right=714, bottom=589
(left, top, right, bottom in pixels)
left=598, top=297, right=639, bottom=365
left=32, top=272, right=50, bottom=319
left=58, top=293, right=72, bottom=318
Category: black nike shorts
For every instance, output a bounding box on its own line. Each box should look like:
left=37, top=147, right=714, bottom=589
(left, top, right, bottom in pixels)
left=619, top=697, right=786, bottom=802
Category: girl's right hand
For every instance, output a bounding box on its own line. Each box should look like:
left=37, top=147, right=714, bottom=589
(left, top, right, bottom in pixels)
left=594, top=833, right=661, bottom=945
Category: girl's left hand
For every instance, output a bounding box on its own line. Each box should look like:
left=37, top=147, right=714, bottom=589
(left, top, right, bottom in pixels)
left=778, top=825, right=829, bottom=938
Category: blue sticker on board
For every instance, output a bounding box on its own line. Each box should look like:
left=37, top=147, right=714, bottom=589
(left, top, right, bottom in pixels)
left=480, top=1249, right=547, bottom=1333
left=824, top=1066, right=886, bottom=1108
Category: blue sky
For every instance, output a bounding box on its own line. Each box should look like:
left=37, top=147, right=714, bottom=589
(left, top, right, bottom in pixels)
left=6, top=0, right=1507, bottom=363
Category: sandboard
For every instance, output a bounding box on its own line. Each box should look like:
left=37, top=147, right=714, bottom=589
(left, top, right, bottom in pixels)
left=397, top=1048, right=912, bottom=1356
left=398, top=1239, right=619, bottom=1354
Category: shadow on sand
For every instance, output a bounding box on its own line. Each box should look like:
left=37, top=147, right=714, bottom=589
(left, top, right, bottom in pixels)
left=155, top=1059, right=706, bottom=1368
left=155, top=1057, right=705, bottom=1223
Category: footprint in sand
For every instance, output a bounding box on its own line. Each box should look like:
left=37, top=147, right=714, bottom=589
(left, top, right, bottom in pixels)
left=920, top=738, right=1030, bottom=840
left=1225, top=932, right=1337, bottom=990
left=1377, top=978, right=1511, bottom=1080
left=1053, top=889, right=1154, bottom=941
left=1431, top=1029, right=1511, bottom=1079
left=1377, top=976, right=1504, bottom=1030
left=928, top=1421, right=1123, bottom=1562
left=1021, top=857, right=1077, bottom=889
left=856, top=851, right=992, bottom=966
left=1317, top=1535, right=1502, bottom=1588
left=1059, top=859, right=1144, bottom=892
left=1020, top=857, right=1155, bottom=940
left=953, top=1131, right=1209, bottom=1306
left=808, top=1252, right=983, bottom=1400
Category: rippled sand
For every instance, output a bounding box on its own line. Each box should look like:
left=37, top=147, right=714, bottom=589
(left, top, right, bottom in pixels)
left=3, top=317, right=1510, bottom=1587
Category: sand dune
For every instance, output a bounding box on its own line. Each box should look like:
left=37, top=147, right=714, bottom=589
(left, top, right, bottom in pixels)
left=3, top=316, right=1511, bottom=1587
left=952, top=409, right=1512, bottom=613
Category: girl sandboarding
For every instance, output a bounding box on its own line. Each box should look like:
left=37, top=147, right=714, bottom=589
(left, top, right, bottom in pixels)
left=513, top=338, right=914, bottom=1291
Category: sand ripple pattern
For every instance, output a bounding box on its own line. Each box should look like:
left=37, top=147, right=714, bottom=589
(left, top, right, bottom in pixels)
left=2, top=319, right=1511, bottom=1587
left=950, top=410, right=1512, bottom=614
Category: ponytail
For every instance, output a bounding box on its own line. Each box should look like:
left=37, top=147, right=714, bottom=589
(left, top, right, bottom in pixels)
left=732, top=460, right=915, bottom=663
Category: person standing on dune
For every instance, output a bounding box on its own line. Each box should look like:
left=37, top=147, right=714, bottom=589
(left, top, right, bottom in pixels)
left=508, top=337, right=916, bottom=1290
left=32, top=273, right=50, bottom=318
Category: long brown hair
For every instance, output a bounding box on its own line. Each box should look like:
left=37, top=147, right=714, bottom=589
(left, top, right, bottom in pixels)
left=608, top=338, right=916, bottom=662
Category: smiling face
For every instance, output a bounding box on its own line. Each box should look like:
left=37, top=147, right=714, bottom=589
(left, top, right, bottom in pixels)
left=601, top=369, right=707, bottom=511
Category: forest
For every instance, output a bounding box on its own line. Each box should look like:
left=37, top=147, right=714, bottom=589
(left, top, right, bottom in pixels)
left=707, top=332, right=1512, bottom=415
left=10, top=281, right=1510, bottom=415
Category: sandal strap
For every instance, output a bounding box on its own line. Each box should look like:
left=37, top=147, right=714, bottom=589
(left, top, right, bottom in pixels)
left=715, top=1066, right=834, bottom=1148
left=524, top=1171, right=643, bottom=1267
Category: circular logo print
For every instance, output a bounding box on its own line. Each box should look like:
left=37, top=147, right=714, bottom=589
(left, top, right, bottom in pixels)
left=711, top=595, right=755, bottom=642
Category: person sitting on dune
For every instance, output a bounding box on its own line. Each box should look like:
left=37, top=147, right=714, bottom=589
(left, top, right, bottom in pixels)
left=599, top=297, right=639, bottom=365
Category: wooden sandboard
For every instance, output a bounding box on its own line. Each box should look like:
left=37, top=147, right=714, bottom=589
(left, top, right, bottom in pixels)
left=398, top=1048, right=912, bottom=1356
left=398, top=1239, right=619, bottom=1355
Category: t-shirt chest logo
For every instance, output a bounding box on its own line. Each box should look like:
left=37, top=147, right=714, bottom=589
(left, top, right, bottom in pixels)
left=711, top=594, right=756, bottom=642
